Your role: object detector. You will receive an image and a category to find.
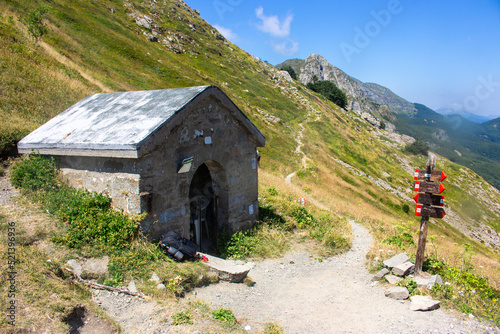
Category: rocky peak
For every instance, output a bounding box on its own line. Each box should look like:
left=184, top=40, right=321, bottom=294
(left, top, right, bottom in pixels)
left=280, top=53, right=416, bottom=118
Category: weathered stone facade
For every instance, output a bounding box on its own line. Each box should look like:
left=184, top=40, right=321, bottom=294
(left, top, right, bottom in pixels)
left=19, top=86, right=265, bottom=251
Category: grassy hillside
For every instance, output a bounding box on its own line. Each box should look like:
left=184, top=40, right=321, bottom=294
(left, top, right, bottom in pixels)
left=394, top=104, right=500, bottom=189
left=1, top=0, right=500, bottom=330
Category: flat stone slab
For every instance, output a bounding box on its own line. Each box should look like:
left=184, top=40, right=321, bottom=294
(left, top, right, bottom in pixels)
left=67, top=259, right=83, bottom=277
left=392, top=261, right=414, bottom=277
left=385, top=274, right=403, bottom=285
left=385, top=286, right=409, bottom=300
left=414, top=273, right=443, bottom=289
left=82, top=256, right=109, bottom=275
left=372, top=268, right=390, bottom=281
left=409, top=295, right=440, bottom=311
left=200, top=253, right=252, bottom=283
left=428, top=274, right=443, bottom=288
left=383, top=253, right=409, bottom=269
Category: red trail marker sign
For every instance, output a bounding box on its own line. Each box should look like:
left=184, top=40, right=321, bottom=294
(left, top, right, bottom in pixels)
left=413, top=154, right=446, bottom=275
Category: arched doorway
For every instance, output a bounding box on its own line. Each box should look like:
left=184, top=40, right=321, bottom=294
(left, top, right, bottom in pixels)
left=189, top=163, right=219, bottom=254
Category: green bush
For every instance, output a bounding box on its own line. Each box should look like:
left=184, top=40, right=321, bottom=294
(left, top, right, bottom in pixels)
left=404, top=138, right=429, bottom=156
left=171, top=311, right=193, bottom=325
left=23, top=5, right=50, bottom=40
left=10, top=154, right=58, bottom=191
left=424, top=257, right=500, bottom=325
left=382, top=232, right=415, bottom=249
left=10, top=154, right=141, bottom=251
left=292, top=206, right=317, bottom=228
left=211, top=308, right=236, bottom=324
left=307, top=77, right=348, bottom=109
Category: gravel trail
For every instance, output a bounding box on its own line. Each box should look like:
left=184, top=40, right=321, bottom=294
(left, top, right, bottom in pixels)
left=185, top=221, right=499, bottom=334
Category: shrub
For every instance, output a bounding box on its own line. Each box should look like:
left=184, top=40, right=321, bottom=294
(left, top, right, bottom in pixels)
left=23, top=5, right=50, bottom=40
left=404, top=138, right=429, bottom=156
left=171, top=311, right=193, bottom=325
left=425, top=257, right=500, bottom=325
left=382, top=232, right=415, bottom=249
left=292, top=206, right=317, bottom=228
left=10, top=154, right=141, bottom=251
left=10, top=154, right=58, bottom=191
left=307, top=78, right=348, bottom=109
left=211, top=308, right=236, bottom=324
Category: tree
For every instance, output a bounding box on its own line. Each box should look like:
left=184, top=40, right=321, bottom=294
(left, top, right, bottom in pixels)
left=307, top=79, right=347, bottom=109
left=404, top=138, right=429, bottom=156
left=23, top=5, right=50, bottom=40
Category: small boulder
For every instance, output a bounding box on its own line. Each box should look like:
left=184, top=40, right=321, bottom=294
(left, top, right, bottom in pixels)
left=372, top=268, right=390, bottom=281
left=67, top=259, right=83, bottom=277
left=392, top=261, right=414, bottom=277
left=128, top=280, right=138, bottom=293
left=414, top=275, right=429, bottom=287
left=385, top=286, right=409, bottom=300
left=383, top=253, right=409, bottom=269
left=427, top=274, right=443, bottom=289
left=150, top=272, right=161, bottom=282
left=157, top=283, right=166, bottom=290
left=385, top=274, right=403, bottom=285
left=409, top=295, right=440, bottom=311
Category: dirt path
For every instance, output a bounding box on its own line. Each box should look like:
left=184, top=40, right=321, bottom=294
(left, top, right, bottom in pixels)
left=185, top=220, right=499, bottom=333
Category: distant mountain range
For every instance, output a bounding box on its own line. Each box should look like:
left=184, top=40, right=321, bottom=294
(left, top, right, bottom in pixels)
left=435, top=108, right=496, bottom=124
left=278, top=54, right=500, bottom=189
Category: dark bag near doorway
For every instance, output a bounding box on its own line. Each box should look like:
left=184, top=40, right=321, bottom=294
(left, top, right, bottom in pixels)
left=160, top=230, right=197, bottom=261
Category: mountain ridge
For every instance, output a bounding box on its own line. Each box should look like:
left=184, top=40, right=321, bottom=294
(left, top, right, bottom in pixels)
left=278, top=53, right=500, bottom=189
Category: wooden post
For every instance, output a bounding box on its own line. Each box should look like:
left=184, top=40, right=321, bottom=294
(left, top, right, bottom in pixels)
left=414, top=153, right=436, bottom=276
left=414, top=216, right=429, bottom=275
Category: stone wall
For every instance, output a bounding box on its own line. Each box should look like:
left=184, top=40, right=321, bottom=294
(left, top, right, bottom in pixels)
left=57, top=156, right=141, bottom=214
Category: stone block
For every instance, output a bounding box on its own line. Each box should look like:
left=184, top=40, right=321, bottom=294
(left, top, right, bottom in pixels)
left=409, top=295, right=440, bottom=311
left=372, top=268, right=390, bottom=281
left=392, top=261, right=414, bottom=277
left=128, top=280, right=138, bottom=293
left=385, top=274, right=403, bottom=285
left=383, top=253, right=409, bottom=269
left=385, top=286, right=409, bottom=300
left=67, top=259, right=83, bottom=277
left=201, top=253, right=252, bottom=283
left=414, top=275, right=430, bottom=287
left=427, top=274, right=443, bottom=289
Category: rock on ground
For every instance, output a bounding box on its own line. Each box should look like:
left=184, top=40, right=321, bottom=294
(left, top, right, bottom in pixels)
left=410, top=295, right=441, bottom=312
left=383, top=253, right=409, bottom=269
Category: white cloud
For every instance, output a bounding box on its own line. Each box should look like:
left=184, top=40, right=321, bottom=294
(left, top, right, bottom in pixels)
left=213, top=24, right=237, bottom=42
left=272, top=39, right=299, bottom=56
left=255, top=6, right=293, bottom=38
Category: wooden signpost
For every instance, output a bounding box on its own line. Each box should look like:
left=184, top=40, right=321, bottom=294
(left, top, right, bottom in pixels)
left=413, top=153, right=446, bottom=275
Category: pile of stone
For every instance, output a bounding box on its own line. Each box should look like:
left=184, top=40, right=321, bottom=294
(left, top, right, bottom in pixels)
left=372, top=253, right=442, bottom=311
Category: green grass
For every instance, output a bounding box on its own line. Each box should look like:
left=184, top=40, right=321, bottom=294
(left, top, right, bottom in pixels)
left=8, top=154, right=211, bottom=295
left=424, top=257, right=500, bottom=326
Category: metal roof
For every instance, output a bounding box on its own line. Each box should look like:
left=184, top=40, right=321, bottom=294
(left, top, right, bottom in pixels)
left=18, top=86, right=265, bottom=158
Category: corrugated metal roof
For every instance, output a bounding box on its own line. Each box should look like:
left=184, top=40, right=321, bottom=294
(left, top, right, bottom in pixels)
left=18, top=86, right=211, bottom=157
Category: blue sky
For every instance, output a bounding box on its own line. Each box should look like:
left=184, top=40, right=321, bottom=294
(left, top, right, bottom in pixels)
left=184, top=0, right=500, bottom=119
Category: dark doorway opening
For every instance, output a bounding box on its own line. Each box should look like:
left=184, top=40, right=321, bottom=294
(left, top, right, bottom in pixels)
left=189, top=163, right=218, bottom=254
